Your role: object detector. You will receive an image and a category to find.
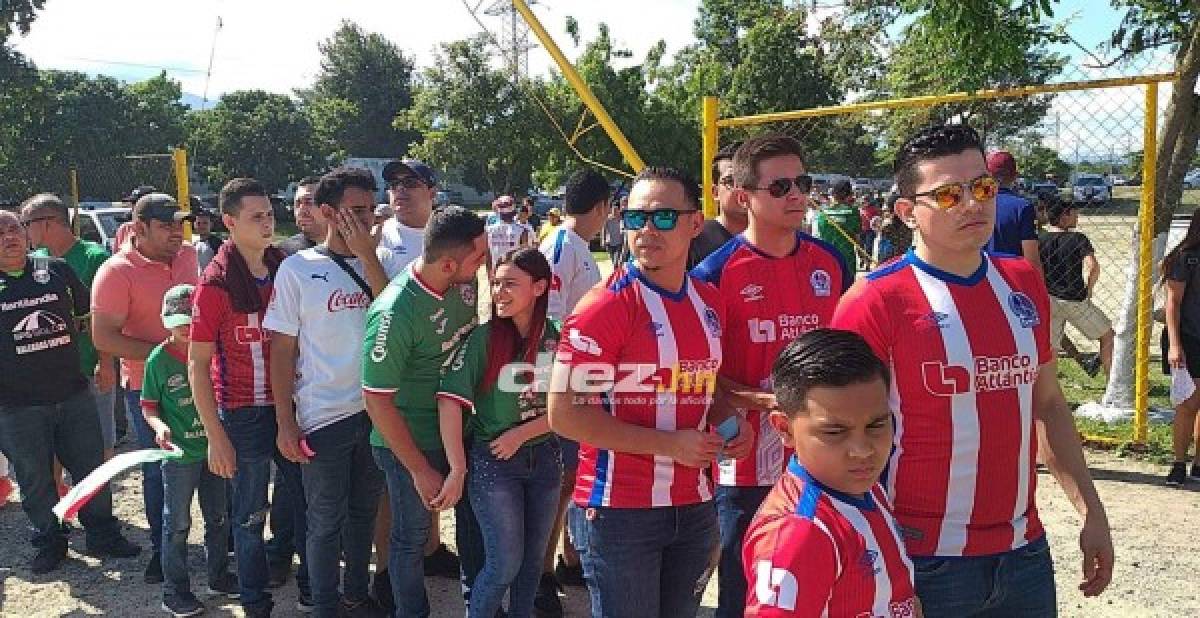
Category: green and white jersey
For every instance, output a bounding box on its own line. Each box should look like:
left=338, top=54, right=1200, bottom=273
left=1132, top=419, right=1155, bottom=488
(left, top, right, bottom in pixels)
left=363, top=266, right=478, bottom=451
left=436, top=320, right=560, bottom=445
left=141, top=343, right=207, bottom=464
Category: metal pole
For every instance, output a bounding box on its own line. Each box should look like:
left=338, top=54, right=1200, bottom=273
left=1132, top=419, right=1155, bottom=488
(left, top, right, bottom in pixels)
left=1134, top=82, right=1158, bottom=444
left=511, top=0, right=646, bottom=172
left=69, top=168, right=80, bottom=235
left=702, top=96, right=719, bottom=219
left=172, top=148, right=193, bottom=243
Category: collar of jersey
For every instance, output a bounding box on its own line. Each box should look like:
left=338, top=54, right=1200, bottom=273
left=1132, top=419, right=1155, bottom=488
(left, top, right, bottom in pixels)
left=788, top=456, right=876, bottom=511
left=737, top=231, right=816, bottom=259
left=410, top=264, right=444, bottom=301
left=622, top=261, right=688, bottom=301
left=904, top=248, right=988, bottom=286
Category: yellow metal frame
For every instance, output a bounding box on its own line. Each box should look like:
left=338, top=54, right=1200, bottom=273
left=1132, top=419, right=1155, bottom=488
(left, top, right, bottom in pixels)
left=172, top=148, right=192, bottom=242
left=512, top=0, right=645, bottom=174
left=702, top=72, right=1179, bottom=444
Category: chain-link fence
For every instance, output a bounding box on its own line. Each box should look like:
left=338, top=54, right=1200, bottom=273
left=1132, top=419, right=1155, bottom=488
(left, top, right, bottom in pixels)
left=704, top=62, right=1186, bottom=441
left=63, top=150, right=192, bottom=247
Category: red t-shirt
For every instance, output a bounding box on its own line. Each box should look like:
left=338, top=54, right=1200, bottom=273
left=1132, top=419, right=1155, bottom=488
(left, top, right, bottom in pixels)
left=190, top=281, right=274, bottom=410
left=558, top=264, right=725, bottom=508
left=831, top=251, right=1052, bottom=557
left=692, top=233, right=848, bottom=487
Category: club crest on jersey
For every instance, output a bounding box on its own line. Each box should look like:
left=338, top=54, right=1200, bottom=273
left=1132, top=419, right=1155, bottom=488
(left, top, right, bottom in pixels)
left=810, top=269, right=831, bottom=297
left=740, top=284, right=764, bottom=302
left=703, top=307, right=722, bottom=337
left=459, top=285, right=475, bottom=307
left=1008, top=292, right=1039, bottom=328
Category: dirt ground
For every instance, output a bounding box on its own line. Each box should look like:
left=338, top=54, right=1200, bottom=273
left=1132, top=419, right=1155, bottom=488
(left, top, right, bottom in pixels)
left=1, top=449, right=1196, bottom=617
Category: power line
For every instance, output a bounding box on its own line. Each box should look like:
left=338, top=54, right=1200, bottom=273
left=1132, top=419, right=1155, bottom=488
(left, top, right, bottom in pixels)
left=39, top=55, right=206, bottom=74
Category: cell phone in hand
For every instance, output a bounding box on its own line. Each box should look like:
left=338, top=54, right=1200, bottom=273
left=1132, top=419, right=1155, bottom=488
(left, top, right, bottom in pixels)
left=716, top=416, right=740, bottom=442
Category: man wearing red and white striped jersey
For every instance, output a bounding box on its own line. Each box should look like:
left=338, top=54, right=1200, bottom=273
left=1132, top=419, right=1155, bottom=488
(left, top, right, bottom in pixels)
left=548, top=167, right=751, bottom=617
left=743, top=329, right=915, bottom=618
left=692, top=135, right=849, bottom=618
left=832, top=124, right=1113, bottom=615
left=189, top=178, right=298, bottom=616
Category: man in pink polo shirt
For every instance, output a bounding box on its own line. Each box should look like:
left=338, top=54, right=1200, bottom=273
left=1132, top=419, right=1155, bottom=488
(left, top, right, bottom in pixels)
left=92, top=193, right=199, bottom=584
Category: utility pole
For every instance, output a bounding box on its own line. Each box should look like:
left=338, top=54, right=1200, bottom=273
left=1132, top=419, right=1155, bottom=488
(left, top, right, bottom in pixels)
left=484, top=0, right=536, bottom=82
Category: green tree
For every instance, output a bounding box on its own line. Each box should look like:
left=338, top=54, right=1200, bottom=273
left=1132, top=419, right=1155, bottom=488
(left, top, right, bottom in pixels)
left=187, top=90, right=318, bottom=192
left=1, top=0, right=45, bottom=43
left=302, top=21, right=416, bottom=159
left=1020, top=144, right=1072, bottom=181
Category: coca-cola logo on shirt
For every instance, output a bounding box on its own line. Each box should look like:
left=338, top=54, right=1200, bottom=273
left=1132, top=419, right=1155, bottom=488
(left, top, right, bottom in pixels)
left=327, top=288, right=371, bottom=312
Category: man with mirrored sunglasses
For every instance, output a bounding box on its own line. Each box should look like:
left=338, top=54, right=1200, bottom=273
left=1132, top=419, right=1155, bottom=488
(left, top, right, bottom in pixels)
left=832, top=124, right=1114, bottom=616
left=692, top=135, right=849, bottom=617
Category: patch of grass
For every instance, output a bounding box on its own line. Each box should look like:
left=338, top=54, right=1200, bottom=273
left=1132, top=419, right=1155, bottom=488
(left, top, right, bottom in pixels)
left=1058, top=359, right=1175, bottom=463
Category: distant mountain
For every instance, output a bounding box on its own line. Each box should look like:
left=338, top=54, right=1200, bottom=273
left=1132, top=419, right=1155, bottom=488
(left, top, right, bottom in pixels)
left=181, top=92, right=215, bottom=110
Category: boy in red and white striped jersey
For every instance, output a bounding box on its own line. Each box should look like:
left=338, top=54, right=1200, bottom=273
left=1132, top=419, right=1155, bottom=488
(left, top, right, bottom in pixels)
left=832, top=124, right=1113, bottom=615
left=744, top=328, right=918, bottom=618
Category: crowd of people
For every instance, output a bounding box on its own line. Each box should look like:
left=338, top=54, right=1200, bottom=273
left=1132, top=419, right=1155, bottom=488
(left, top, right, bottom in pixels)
left=18, top=120, right=1200, bottom=617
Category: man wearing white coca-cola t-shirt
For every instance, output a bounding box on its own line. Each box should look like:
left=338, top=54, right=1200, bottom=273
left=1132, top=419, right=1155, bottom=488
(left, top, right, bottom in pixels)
left=264, top=168, right=406, bottom=615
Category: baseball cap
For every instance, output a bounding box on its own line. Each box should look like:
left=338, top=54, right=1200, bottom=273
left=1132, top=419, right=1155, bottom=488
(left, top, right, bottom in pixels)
left=161, top=284, right=195, bottom=329
left=492, top=195, right=516, bottom=214
left=134, top=193, right=195, bottom=223
left=121, top=185, right=158, bottom=204
left=987, top=151, right=1018, bottom=178
left=382, top=159, right=437, bottom=186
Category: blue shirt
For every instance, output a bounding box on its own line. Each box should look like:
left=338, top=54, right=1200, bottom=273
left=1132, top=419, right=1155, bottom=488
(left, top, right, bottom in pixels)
left=988, top=187, right=1037, bottom=256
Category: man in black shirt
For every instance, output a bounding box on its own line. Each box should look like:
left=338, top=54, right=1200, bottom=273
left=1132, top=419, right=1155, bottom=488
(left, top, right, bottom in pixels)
left=0, top=210, right=139, bottom=573
left=277, top=176, right=327, bottom=256
left=688, top=141, right=746, bottom=267
left=1038, top=199, right=1114, bottom=375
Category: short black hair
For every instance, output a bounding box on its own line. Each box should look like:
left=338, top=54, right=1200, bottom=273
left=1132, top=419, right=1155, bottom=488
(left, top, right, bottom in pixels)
left=315, top=167, right=377, bottom=209
left=297, top=175, right=321, bottom=187
left=733, top=135, right=806, bottom=190
left=218, top=178, right=268, bottom=216
left=563, top=169, right=611, bottom=216
left=771, top=329, right=890, bottom=416
left=20, top=193, right=69, bottom=224
left=1045, top=195, right=1075, bottom=225
left=631, top=166, right=701, bottom=210
left=832, top=179, right=853, bottom=199
left=712, top=141, right=742, bottom=186
left=425, top=205, right=485, bottom=261
left=893, top=124, right=985, bottom=197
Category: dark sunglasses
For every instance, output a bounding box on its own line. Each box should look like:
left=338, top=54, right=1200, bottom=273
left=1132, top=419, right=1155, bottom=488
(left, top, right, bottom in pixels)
left=621, top=208, right=697, bottom=232
left=388, top=176, right=426, bottom=190
left=748, top=175, right=813, bottom=198
left=904, top=174, right=998, bottom=211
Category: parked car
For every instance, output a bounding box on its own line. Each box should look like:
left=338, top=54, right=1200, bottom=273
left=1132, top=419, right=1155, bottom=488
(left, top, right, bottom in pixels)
left=1071, top=174, right=1111, bottom=206
left=851, top=178, right=874, bottom=194
left=73, top=206, right=131, bottom=253
left=1183, top=171, right=1200, bottom=190
left=1030, top=182, right=1061, bottom=201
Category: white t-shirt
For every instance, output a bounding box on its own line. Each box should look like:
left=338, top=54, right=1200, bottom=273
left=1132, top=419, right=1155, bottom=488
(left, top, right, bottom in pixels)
left=540, top=225, right=600, bottom=320
left=263, top=246, right=407, bottom=433
left=486, top=220, right=531, bottom=268
left=378, top=219, right=426, bottom=273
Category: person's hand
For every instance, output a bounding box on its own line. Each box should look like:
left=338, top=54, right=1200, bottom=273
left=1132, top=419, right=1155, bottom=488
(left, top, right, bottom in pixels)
left=430, top=468, right=466, bottom=511
left=721, top=416, right=755, bottom=461
left=412, top=463, right=445, bottom=510
left=208, top=433, right=237, bottom=479
left=338, top=209, right=379, bottom=259
left=668, top=429, right=724, bottom=468
left=489, top=429, right=525, bottom=460
left=153, top=426, right=172, bottom=451
left=1078, top=511, right=1114, bottom=597
left=276, top=418, right=310, bottom=464
left=1169, top=344, right=1186, bottom=370
left=94, top=362, right=115, bottom=393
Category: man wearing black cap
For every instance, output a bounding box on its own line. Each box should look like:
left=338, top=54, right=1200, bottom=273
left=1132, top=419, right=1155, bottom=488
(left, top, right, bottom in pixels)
left=92, top=193, right=200, bottom=584
left=378, top=159, right=436, bottom=271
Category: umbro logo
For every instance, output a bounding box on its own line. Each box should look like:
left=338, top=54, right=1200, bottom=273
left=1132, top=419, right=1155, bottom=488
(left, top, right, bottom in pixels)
left=311, top=273, right=329, bottom=282
left=921, top=311, right=951, bottom=328
left=740, top=284, right=764, bottom=302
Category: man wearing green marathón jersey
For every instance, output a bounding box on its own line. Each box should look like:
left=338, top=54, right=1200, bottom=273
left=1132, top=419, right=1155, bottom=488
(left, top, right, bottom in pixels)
left=814, top=179, right=861, bottom=278
left=362, top=206, right=489, bottom=617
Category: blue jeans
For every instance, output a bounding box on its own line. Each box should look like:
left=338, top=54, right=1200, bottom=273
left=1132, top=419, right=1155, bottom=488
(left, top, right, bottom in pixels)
left=568, top=501, right=719, bottom=618
left=373, top=446, right=486, bottom=618
left=89, top=377, right=116, bottom=451
left=913, top=535, right=1057, bottom=617
left=301, top=413, right=383, bottom=617
left=0, top=388, right=123, bottom=549
left=714, top=484, right=771, bottom=618
left=221, top=405, right=307, bottom=612
left=126, top=389, right=163, bottom=553
left=468, top=440, right=562, bottom=618
left=161, top=459, right=230, bottom=600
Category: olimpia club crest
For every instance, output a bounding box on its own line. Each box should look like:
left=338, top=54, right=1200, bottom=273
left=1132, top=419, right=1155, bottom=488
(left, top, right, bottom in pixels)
left=1007, top=292, right=1039, bottom=328
left=459, top=284, right=475, bottom=307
